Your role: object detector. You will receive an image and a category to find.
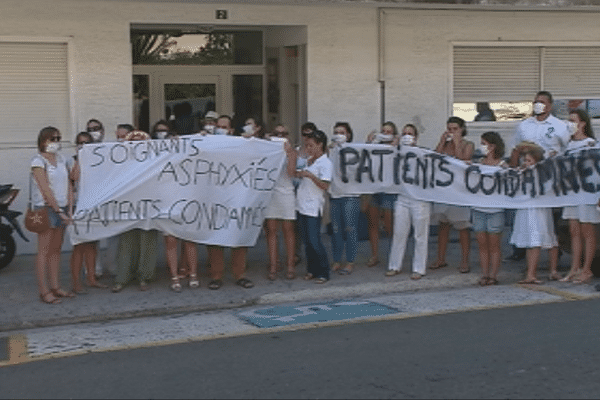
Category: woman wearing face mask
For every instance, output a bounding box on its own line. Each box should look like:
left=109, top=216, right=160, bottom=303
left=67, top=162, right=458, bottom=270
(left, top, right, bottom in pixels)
left=385, top=124, right=431, bottom=280
left=364, top=121, right=399, bottom=268
left=430, top=116, right=474, bottom=274
left=264, top=125, right=298, bottom=280
left=328, top=122, right=360, bottom=275
left=31, top=127, right=73, bottom=304
left=241, top=117, right=265, bottom=139
left=471, top=132, right=507, bottom=286
left=68, top=132, right=108, bottom=293
left=151, top=120, right=173, bottom=140
left=86, top=118, right=105, bottom=143
left=561, top=109, right=598, bottom=284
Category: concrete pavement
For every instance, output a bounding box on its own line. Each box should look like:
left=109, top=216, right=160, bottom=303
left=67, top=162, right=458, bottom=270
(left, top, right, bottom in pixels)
left=0, top=228, right=598, bottom=333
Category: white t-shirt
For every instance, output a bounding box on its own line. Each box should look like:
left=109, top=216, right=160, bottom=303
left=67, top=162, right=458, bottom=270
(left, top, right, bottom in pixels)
left=512, top=115, right=570, bottom=156
left=564, top=137, right=596, bottom=154
left=31, top=154, right=69, bottom=208
left=296, top=154, right=333, bottom=217
left=272, top=155, right=295, bottom=195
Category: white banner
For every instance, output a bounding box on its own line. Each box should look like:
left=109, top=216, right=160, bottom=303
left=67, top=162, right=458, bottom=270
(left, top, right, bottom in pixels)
left=70, top=135, right=286, bottom=246
left=330, top=144, right=600, bottom=208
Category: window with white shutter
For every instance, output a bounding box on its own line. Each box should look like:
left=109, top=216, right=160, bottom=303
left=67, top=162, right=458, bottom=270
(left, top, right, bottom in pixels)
left=0, top=41, right=70, bottom=144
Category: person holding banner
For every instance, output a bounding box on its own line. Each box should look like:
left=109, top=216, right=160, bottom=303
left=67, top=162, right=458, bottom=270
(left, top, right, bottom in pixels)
left=329, top=122, right=360, bottom=275
left=264, top=124, right=298, bottom=280
left=511, top=143, right=560, bottom=284
left=364, top=122, right=399, bottom=268
left=206, top=115, right=254, bottom=290
left=471, top=132, right=508, bottom=286
left=31, top=127, right=74, bottom=304
left=560, top=109, right=598, bottom=284
left=68, top=132, right=108, bottom=294
left=430, top=117, right=474, bottom=273
left=296, top=130, right=333, bottom=283
left=385, top=124, right=431, bottom=280
left=111, top=130, right=160, bottom=293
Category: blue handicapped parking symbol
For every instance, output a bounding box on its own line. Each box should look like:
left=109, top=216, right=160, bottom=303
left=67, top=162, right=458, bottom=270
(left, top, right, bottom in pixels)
left=238, top=300, right=400, bottom=328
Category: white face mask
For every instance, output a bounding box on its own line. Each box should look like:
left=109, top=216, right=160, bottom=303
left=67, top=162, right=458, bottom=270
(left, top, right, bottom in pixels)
left=214, top=128, right=228, bottom=136
left=46, top=142, right=61, bottom=153
left=376, top=133, right=394, bottom=143
left=89, top=130, right=103, bottom=142
left=479, top=144, right=489, bottom=155
left=532, top=102, right=546, bottom=115
left=242, top=124, right=254, bottom=137
left=203, top=125, right=215, bottom=134
left=401, top=135, right=415, bottom=146
left=332, top=134, right=347, bottom=144
left=155, top=131, right=168, bottom=139
left=565, top=121, right=578, bottom=136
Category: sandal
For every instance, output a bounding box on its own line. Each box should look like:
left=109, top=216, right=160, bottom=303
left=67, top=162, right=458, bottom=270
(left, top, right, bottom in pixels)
left=286, top=270, right=296, bottom=280
left=486, top=277, right=499, bottom=286
left=331, top=262, right=342, bottom=272
left=170, top=277, right=182, bottom=293
left=410, top=272, right=423, bottom=280
left=385, top=269, right=400, bottom=277
left=236, top=278, right=254, bottom=289
left=338, top=263, right=353, bottom=275
left=549, top=272, right=562, bottom=281
left=188, top=273, right=200, bottom=288
left=366, top=257, right=380, bottom=268
left=111, top=283, right=124, bottom=293
left=87, top=280, right=108, bottom=289
left=478, top=276, right=490, bottom=286
left=208, top=279, right=223, bottom=290
left=459, top=265, right=471, bottom=274
left=72, top=287, right=89, bottom=295
left=40, top=292, right=61, bottom=304
left=429, top=262, right=448, bottom=270
left=304, top=273, right=314, bottom=281
left=314, top=277, right=328, bottom=284
left=267, top=270, right=277, bottom=281
left=139, top=280, right=149, bottom=291
left=519, top=278, right=543, bottom=285
left=51, top=288, right=75, bottom=298
left=574, top=272, right=594, bottom=284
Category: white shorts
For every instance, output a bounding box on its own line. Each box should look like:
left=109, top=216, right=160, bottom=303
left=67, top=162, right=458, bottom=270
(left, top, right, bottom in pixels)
left=264, top=190, right=296, bottom=220
left=431, top=203, right=471, bottom=230
left=562, top=205, right=600, bottom=224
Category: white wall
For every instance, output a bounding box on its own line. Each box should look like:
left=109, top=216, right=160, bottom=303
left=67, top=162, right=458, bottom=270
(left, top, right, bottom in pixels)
left=382, top=9, right=600, bottom=149
left=0, top=0, right=380, bottom=253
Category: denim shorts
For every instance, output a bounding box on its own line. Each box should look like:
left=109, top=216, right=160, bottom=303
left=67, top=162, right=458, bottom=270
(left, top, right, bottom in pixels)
left=370, top=193, right=397, bottom=210
left=35, top=205, right=67, bottom=229
left=471, top=209, right=504, bottom=234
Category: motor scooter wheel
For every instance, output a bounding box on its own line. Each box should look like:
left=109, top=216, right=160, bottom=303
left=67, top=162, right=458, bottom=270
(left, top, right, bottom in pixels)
left=0, top=232, right=15, bottom=270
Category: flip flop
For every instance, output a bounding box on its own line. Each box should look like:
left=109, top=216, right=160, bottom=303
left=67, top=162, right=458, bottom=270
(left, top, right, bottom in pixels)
left=519, top=278, right=543, bottom=285
left=429, top=262, right=448, bottom=270
left=208, top=279, right=223, bottom=290
left=236, top=278, right=254, bottom=289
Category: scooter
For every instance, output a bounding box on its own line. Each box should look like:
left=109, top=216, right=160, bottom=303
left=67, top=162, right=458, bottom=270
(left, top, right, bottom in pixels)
left=0, top=184, right=28, bottom=270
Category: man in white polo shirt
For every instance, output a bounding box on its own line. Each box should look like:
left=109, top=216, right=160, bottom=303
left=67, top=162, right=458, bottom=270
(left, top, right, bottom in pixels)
left=506, top=91, right=570, bottom=261
left=509, top=91, right=570, bottom=166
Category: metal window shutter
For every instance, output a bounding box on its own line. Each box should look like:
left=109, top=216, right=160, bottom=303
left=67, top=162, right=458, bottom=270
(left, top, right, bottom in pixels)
left=543, top=47, right=600, bottom=98
left=453, top=46, right=540, bottom=103
left=0, top=42, right=69, bottom=143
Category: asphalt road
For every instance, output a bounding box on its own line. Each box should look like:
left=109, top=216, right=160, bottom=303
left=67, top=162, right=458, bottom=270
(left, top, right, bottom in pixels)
left=2, top=297, right=600, bottom=399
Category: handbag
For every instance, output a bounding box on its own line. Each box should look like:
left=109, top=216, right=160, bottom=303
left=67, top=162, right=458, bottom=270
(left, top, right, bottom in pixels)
left=24, top=171, right=51, bottom=233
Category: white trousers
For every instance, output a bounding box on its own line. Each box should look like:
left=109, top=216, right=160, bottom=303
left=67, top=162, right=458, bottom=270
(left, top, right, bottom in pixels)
left=388, top=196, right=431, bottom=275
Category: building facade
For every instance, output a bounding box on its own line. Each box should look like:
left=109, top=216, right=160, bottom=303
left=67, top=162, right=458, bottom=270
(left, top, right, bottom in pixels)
left=2, top=0, right=600, bottom=253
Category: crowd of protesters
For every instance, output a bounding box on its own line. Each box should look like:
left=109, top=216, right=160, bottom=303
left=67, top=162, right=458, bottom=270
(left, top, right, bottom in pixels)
left=30, top=91, right=600, bottom=304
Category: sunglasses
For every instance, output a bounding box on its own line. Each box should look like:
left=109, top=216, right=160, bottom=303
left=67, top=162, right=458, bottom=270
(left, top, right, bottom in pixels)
left=50, top=136, right=62, bottom=142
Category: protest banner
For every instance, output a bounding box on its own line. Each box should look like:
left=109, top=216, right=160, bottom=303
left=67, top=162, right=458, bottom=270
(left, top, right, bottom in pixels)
left=330, top=144, right=600, bottom=208
left=69, top=135, right=286, bottom=247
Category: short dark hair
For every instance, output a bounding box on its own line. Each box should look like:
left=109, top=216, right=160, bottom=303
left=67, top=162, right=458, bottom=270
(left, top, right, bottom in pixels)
left=536, top=91, right=553, bottom=104
left=86, top=118, right=104, bottom=131
left=117, top=124, right=135, bottom=133
left=447, top=116, right=467, bottom=136
left=75, top=131, right=93, bottom=144
left=334, top=122, right=353, bottom=143
left=301, top=122, right=317, bottom=134
left=481, top=131, right=505, bottom=159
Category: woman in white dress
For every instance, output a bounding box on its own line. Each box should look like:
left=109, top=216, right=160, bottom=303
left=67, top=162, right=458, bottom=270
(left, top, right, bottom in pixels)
left=560, top=109, right=598, bottom=283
